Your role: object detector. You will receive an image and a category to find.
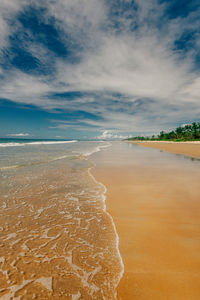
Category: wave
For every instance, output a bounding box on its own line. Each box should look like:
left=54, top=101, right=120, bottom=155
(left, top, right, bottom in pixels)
left=0, top=154, right=81, bottom=171
left=0, top=140, right=77, bottom=147
left=0, top=165, right=19, bottom=171
left=28, top=140, right=77, bottom=145
left=84, top=142, right=112, bottom=157
left=0, top=143, right=26, bottom=147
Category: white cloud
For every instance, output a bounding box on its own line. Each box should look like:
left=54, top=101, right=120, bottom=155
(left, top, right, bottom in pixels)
left=58, top=34, right=192, bottom=103
left=0, top=0, right=200, bottom=135
left=0, top=70, right=56, bottom=106
left=0, top=0, right=27, bottom=50
left=7, top=133, right=30, bottom=137
left=96, top=130, right=128, bottom=140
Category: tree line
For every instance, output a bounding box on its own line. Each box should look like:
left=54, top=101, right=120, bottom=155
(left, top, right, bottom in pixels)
left=127, top=122, right=200, bottom=141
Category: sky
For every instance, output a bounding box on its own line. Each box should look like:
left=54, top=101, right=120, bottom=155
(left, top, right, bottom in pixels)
left=0, top=0, right=200, bottom=140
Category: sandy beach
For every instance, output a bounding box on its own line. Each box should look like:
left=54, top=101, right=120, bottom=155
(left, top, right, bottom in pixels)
left=129, top=141, right=200, bottom=159
left=92, top=142, right=200, bottom=299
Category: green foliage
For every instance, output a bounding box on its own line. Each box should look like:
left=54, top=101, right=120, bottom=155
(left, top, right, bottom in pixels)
left=126, top=122, right=200, bottom=141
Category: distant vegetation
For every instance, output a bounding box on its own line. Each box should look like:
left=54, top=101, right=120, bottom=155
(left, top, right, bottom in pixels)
left=126, top=122, right=200, bottom=142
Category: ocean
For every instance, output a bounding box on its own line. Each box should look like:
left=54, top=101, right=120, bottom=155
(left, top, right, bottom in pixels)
left=0, top=139, right=123, bottom=299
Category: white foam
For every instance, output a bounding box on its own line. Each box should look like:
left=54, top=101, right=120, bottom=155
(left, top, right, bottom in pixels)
left=86, top=143, right=124, bottom=297
left=4, top=233, right=17, bottom=240
left=84, top=142, right=111, bottom=157
left=0, top=143, right=25, bottom=147
left=0, top=140, right=77, bottom=148
left=72, top=292, right=81, bottom=300
left=2, top=202, right=7, bottom=208
left=35, top=277, right=53, bottom=292
left=28, top=140, right=77, bottom=145
left=0, top=277, right=53, bottom=299
left=0, top=279, right=33, bottom=299
left=33, top=208, right=45, bottom=219
left=53, top=155, right=70, bottom=161
left=0, top=165, right=19, bottom=171
left=0, top=257, right=5, bottom=264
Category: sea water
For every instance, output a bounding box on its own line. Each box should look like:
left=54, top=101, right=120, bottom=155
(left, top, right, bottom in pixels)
left=0, top=140, right=123, bottom=299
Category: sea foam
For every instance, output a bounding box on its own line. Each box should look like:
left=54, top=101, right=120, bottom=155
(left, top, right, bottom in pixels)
left=0, top=140, right=77, bottom=147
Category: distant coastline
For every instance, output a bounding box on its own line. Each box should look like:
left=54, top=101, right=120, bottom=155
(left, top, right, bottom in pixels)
left=125, top=122, right=200, bottom=142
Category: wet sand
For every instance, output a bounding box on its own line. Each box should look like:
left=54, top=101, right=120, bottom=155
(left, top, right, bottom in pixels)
left=0, top=156, right=122, bottom=299
left=130, top=141, right=200, bottom=159
left=92, top=142, right=200, bottom=300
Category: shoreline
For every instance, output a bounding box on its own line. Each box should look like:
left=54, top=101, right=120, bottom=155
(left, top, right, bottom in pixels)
left=127, top=140, right=200, bottom=159
left=89, top=167, right=124, bottom=295
left=88, top=146, right=124, bottom=298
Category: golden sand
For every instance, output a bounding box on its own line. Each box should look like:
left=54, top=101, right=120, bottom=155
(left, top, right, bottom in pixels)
left=130, top=141, right=200, bottom=159
left=92, top=143, right=200, bottom=300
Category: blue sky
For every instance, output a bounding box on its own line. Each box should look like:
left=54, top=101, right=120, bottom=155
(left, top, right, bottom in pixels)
left=0, top=0, right=200, bottom=139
